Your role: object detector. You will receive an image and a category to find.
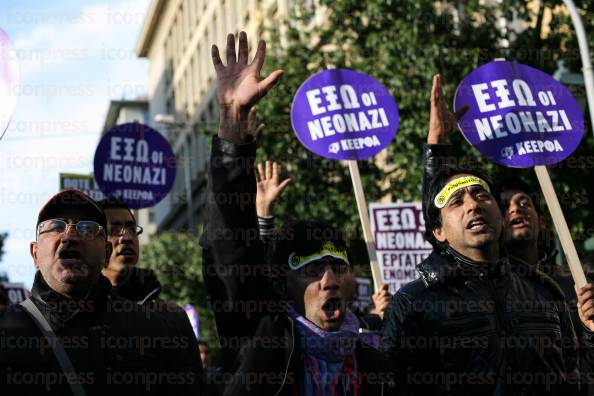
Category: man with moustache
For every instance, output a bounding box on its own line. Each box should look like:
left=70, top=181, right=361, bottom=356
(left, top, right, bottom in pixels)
left=0, top=190, right=203, bottom=395
left=200, top=32, right=400, bottom=395
left=381, top=74, right=581, bottom=394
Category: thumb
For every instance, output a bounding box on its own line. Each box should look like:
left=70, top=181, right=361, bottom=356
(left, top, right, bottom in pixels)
left=258, top=70, right=284, bottom=98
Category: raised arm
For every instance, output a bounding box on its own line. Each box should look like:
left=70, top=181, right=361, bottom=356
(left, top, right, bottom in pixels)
left=201, top=31, right=283, bottom=370
left=422, top=74, right=467, bottom=197
left=212, top=32, right=283, bottom=144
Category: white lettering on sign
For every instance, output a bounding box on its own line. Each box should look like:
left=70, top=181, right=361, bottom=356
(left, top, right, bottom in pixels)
left=474, top=110, right=572, bottom=142
left=308, top=108, right=389, bottom=141
left=110, top=137, right=122, bottom=160
left=103, top=164, right=166, bottom=186
left=305, top=84, right=362, bottom=116
left=472, top=78, right=542, bottom=114
left=339, top=135, right=381, bottom=151
left=515, top=139, right=564, bottom=156
left=110, top=137, right=151, bottom=163
left=472, top=83, right=496, bottom=112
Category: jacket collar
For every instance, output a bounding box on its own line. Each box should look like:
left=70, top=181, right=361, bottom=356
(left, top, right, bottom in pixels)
left=30, top=271, right=112, bottom=329
left=417, top=247, right=509, bottom=288
left=114, top=266, right=161, bottom=303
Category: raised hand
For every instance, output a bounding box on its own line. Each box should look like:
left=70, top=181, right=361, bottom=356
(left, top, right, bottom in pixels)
left=427, top=74, right=468, bottom=144
left=369, top=283, right=391, bottom=319
left=577, top=283, right=594, bottom=332
left=212, top=31, right=283, bottom=144
left=255, top=161, right=291, bottom=217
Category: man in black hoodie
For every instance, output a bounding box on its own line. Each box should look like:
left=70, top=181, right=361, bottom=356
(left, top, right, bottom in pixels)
left=98, top=198, right=161, bottom=304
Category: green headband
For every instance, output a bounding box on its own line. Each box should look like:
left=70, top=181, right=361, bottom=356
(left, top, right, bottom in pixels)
left=287, top=241, right=350, bottom=270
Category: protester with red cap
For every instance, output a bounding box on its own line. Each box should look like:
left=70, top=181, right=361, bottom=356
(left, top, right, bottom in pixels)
left=0, top=189, right=204, bottom=395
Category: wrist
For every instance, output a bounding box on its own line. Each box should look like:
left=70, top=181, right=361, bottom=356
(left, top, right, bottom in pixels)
left=427, top=132, right=447, bottom=145
left=218, top=105, right=249, bottom=144
left=256, top=204, right=273, bottom=217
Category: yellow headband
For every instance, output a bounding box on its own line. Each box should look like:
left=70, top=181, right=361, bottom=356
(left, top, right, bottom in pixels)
left=288, top=241, right=350, bottom=270
left=434, top=176, right=491, bottom=208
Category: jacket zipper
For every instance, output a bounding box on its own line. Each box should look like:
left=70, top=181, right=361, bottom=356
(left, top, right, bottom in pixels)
left=275, top=317, right=295, bottom=396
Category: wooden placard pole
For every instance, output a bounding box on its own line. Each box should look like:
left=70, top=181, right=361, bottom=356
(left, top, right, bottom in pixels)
left=347, top=160, right=382, bottom=292
left=534, top=165, right=587, bottom=288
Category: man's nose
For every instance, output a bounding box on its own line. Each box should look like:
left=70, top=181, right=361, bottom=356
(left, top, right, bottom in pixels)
left=464, top=194, right=480, bottom=213
left=320, top=267, right=339, bottom=291
left=61, top=224, right=81, bottom=240
left=507, top=201, right=522, bottom=216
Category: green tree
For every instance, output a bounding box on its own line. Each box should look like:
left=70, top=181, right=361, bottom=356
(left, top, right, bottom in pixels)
left=140, top=232, right=218, bottom=351
left=253, top=0, right=594, bottom=270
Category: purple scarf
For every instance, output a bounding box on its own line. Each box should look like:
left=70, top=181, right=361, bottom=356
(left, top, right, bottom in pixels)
left=284, top=303, right=359, bottom=396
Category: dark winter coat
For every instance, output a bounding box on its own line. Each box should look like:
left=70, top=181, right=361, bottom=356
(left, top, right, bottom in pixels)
left=200, top=136, right=401, bottom=395
left=0, top=272, right=204, bottom=395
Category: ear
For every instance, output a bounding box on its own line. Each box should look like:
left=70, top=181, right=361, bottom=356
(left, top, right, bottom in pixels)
left=104, top=240, right=113, bottom=269
left=30, top=241, right=39, bottom=269
left=433, top=227, right=447, bottom=243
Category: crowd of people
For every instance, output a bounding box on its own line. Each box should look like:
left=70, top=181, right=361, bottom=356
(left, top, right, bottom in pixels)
left=1, top=31, right=594, bottom=395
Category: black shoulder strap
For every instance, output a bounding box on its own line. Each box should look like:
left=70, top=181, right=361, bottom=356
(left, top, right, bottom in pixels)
left=19, top=298, right=88, bottom=396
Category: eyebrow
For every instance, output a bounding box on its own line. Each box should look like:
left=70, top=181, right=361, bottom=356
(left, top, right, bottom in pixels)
left=448, top=189, right=466, bottom=201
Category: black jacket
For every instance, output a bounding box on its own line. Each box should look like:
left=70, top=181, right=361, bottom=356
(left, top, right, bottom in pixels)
left=113, top=266, right=161, bottom=304
left=0, top=272, right=204, bottom=395
left=382, top=247, right=583, bottom=395
left=200, top=136, right=401, bottom=395
left=422, top=142, right=590, bottom=341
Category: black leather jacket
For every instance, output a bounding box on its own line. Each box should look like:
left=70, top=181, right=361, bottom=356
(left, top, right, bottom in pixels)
left=382, top=247, right=582, bottom=395
left=381, top=143, right=593, bottom=394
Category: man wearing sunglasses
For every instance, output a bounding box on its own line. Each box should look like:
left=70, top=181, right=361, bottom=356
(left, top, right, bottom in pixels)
left=98, top=198, right=161, bottom=304
left=0, top=189, right=204, bottom=395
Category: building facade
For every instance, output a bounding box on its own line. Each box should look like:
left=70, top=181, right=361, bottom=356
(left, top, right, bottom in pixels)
left=100, top=99, right=155, bottom=245
left=136, top=0, right=299, bottom=232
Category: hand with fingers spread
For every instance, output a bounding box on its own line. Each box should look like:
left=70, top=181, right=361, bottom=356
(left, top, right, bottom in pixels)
left=211, top=31, right=283, bottom=144
left=369, top=284, right=391, bottom=320
left=427, top=74, right=468, bottom=144
left=577, top=283, right=594, bottom=332
left=255, top=161, right=291, bottom=217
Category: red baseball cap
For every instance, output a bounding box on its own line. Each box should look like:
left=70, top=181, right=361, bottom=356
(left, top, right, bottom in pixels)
left=37, top=189, right=107, bottom=229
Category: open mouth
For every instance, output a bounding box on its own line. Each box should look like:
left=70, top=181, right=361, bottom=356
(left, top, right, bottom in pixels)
left=321, top=297, right=343, bottom=321
left=466, top=217, right=488, bottom=231
left=117, top=248, right=136, bottom=257
left=509, top=216, right=528, bottom=228
left=58, top=249, right=83, bottom=266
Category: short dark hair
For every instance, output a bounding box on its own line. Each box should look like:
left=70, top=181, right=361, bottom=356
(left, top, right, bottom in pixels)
left=494, top=175, right=542, bottom=215
left=423, top=166, right=495, bottom=250
left=97, top=197, right=136, bottom=224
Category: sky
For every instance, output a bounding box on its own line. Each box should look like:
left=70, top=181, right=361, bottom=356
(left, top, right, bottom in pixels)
left=0, top=0, right=151, bottom=288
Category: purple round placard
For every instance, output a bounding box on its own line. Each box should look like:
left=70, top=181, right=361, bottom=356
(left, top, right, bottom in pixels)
left=94, top=123, right=176, bottom=209
left=454, top=60, right=584, bottom=167
left=291, top=69, right=399, bottom=160
left=0, top=27, right=20, bottom=140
